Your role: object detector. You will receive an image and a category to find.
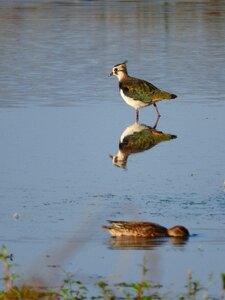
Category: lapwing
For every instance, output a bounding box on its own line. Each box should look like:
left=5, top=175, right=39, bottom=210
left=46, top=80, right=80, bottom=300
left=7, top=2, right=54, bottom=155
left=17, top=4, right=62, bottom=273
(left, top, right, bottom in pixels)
left=109, top=61, right=177, bottom=122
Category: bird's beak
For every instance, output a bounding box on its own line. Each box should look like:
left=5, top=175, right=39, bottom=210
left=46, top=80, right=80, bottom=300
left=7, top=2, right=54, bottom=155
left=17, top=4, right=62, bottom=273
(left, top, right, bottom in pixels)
left=108, top=72, right=113, bottom=77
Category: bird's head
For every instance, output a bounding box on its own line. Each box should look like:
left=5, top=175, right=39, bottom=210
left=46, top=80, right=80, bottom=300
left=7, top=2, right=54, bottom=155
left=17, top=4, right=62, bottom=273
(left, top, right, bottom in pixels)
left=109, top=154, right=127, bottom=169
left=167, top=225, right=190, bottom=237
left=109, top=60, right=128, bottom=80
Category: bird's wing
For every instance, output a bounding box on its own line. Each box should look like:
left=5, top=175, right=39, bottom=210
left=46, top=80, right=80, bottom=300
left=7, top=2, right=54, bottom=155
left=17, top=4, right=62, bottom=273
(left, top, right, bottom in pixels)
left=120, top=78, right=160, bottom=103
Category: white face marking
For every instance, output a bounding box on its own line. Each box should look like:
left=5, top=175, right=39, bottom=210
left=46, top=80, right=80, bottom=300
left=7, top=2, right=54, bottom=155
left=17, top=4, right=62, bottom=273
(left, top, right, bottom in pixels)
left=111, top=150, right=128, bottom=168
left=114, top=71, right=124, bottom=81
left=120, top=89, right=149, bottom=110
left=111, top=64, right=128, bottom=81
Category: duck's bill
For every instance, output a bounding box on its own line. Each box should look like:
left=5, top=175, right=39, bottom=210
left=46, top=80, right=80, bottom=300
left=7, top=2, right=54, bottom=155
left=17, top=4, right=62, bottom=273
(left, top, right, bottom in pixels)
left=109, top=72, right=113, bottom=77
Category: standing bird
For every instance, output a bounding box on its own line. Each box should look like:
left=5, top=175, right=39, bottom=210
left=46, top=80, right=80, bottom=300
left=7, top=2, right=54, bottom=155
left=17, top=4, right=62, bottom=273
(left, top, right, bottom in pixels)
left=109, top=61, right=177, bottom=122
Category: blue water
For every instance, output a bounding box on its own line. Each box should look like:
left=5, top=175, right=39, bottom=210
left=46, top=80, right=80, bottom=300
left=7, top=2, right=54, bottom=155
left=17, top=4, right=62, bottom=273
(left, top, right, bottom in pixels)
left=0, top=0, right=225, bottom=297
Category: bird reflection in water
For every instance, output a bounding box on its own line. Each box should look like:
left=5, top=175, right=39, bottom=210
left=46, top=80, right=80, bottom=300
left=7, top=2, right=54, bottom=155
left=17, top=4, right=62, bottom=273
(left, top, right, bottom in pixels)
left=110, top=118, right=177, bottom=168
left=106, top=236, right=189, bottom=250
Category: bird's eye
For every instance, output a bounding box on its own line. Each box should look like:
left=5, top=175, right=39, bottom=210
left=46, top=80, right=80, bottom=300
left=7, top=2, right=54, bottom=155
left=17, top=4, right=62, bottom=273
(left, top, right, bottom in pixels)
left=114, top=68, right=118, bottom=72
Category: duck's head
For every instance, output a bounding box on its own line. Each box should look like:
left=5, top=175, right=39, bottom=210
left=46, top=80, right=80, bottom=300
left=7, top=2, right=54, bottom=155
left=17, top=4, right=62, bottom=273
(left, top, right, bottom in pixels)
left=109, top=61, right=128, bottom=81
left=167, top=225, right=189, bottom=237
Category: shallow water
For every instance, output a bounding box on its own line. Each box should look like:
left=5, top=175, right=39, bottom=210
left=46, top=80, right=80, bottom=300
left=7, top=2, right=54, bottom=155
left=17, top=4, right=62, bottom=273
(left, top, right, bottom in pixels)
left=0, top=0, right=225, bottom=296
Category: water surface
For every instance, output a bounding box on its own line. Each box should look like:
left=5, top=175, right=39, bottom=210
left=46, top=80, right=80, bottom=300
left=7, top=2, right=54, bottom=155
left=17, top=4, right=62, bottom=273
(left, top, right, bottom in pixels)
left=0, top=0, right=225, bottom=296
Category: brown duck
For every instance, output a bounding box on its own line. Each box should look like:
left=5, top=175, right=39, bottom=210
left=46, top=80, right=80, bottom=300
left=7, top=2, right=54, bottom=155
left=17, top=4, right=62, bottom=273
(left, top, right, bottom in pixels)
left=102, top=221, right=189, bottom=238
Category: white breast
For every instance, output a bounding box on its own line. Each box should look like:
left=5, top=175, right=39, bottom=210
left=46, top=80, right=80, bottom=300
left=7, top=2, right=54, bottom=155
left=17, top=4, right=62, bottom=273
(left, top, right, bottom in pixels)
left=120, top=123, right=148, bottom=142
left=120, top=89, right=149, bottom=110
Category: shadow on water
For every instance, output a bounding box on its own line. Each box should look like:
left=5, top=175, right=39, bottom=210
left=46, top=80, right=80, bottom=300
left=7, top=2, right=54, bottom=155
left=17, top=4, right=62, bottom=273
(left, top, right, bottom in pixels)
left=110, top=118, right=177, bottom=169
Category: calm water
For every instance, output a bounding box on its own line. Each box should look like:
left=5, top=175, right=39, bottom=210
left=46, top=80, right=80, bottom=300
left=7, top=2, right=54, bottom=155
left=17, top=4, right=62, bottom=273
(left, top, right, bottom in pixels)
left=0, top=0, right=225, bottom=297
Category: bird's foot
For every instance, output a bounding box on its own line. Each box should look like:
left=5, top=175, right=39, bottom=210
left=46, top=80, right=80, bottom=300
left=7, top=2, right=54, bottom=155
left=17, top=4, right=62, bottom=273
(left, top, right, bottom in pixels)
left=153, top=103, right=161, bottom=118
left=153, top=115, right=161, bottom=129
left=135, top=110, right=139, bottom=123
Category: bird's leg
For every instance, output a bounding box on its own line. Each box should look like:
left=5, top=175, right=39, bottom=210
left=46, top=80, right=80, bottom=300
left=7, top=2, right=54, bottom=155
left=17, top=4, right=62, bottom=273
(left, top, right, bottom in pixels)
left=136, top=109, right=139, bottom=123
left=153, top=115, right=160, bottom=129
left=153, top=103, right=161, bottom=118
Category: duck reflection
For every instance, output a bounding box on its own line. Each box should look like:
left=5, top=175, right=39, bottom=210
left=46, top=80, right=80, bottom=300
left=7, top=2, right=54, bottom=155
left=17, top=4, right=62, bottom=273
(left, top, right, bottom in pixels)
left=111, top=121, right=177, bottom=168
left=106, top=236, right=189, bottom=250
left=107, top=236, right=167, bottom=250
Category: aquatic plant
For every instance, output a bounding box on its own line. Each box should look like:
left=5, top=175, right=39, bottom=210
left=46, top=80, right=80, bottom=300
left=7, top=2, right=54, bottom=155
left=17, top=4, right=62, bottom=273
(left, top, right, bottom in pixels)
left=0, top=246, right=224, bottom=300
left=0, top=245, right=15, bottom=292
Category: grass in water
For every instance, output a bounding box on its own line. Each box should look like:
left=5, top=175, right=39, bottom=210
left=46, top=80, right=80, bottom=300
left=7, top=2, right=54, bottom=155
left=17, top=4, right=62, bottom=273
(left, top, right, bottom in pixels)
left=0, top=245, right=224, bottom=300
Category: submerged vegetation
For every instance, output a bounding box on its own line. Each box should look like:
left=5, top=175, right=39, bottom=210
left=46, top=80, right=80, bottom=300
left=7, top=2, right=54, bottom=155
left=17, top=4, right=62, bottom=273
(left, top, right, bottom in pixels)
left=0, top=246, right=225, bottom=300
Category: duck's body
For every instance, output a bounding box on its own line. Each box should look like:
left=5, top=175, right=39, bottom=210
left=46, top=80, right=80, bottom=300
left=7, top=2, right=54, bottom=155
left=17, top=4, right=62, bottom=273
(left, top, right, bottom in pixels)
left=109, top=61, right=177, bottom=122
left=102, top=221, right=189, bottom=238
